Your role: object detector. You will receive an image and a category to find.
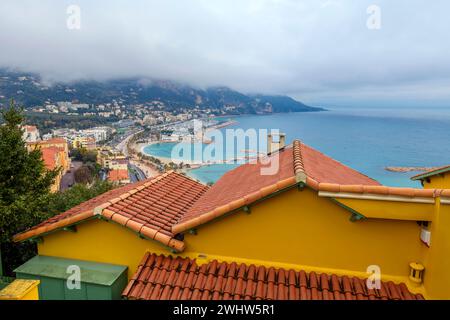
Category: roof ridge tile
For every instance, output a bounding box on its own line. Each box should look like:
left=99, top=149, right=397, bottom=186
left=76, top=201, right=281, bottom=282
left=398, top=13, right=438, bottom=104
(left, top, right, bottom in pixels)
left=293, top=140, right=307, bottom=183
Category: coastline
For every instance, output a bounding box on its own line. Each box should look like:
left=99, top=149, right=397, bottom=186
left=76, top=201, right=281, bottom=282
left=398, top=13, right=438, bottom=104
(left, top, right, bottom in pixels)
left=136, top=119, right=240, bottom=166
left=122, top=110, right=439, bottom=188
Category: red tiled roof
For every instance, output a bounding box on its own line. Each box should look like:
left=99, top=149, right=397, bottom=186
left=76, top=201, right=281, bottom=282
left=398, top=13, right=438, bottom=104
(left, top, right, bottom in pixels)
left=34, top=138, right=67, bottom=145
left=17, top=139, right=445, bottom=250
left=122, top=253, right=424, bottom=300
left=41, top=147, right=60, bottom=170
left=13, top=179, right=149, bottom=242
left=108, top=169, right=129, bottom=182
left=300, top=143, right=380, bottom=186
left=13, top=172, right=208, bottom=251
left=172, top=140, right=380, bottom=234
left=101, top=172, right=208, bottom=251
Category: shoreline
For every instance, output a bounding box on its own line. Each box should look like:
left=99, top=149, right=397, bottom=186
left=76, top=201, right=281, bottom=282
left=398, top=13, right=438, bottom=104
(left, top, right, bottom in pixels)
left=135, top=119, right=241, bottom=167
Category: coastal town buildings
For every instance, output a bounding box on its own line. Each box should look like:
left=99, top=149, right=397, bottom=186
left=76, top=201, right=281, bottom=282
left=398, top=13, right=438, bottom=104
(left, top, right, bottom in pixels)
left=97, top=147, right=128, bottom=169
left=22, top=125, right=40, bottom=142
left=41, top=147, right=64, bottom=193
left=72, top=136, right=96, bottom=151
left=97, top=145, right=130, bottom=185
left=27, top=138, right=71, bottom=192
left=50, top=126, right=114, bottom=150
left=10, top=139, right=450, bottom=300
left=107, top=169, right=130, bottom=185
left=79, top=127, right=114, bottom=143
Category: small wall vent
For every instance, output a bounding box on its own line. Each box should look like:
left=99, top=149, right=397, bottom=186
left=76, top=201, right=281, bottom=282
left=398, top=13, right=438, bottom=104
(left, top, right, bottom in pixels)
left=420, top=228, right=431, bottom=247
left=409, top=262, right=425, bottom=284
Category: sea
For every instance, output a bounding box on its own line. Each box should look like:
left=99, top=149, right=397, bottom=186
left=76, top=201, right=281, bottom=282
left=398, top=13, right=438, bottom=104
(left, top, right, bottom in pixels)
left=143, top=107, right=450, bottom=188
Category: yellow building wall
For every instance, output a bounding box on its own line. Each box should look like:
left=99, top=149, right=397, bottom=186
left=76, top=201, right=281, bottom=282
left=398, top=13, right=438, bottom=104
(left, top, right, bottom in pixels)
left=423, top=172, right=450, bottom=189
left=37, top=187, right=440, bottom=297
left=335, top=198, right=434, bottom=221
left=420, top=202, right=450, bottom=299
left=38, top=219, right=167, bottom=279
left=184, top=188, right=424, bottom=282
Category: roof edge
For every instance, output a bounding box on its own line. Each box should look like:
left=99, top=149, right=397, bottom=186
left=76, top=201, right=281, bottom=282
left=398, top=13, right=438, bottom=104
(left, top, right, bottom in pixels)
left=12, top=171, right=192, bottom=250
left=13, top=210, right=95, bottom=242
left=102, top=209, right=185, bottom=252
left=172, top=176, right=298, bottom=234
left=411, top=165, right=450, bottom=181
left=315, top=182, right=443, bottom=198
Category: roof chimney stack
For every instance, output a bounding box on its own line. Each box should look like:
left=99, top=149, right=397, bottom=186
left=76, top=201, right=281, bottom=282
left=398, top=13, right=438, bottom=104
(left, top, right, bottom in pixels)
left=267, top=133, right=286, bottom=155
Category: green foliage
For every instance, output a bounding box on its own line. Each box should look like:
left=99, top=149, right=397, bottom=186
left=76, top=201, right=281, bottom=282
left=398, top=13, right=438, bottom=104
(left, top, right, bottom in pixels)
left=46, top=180, right=114, bottom=215
left=0, top=101, right=59, bottom=243
left=69, top=148, right=97, bottom=163
left=74, top=166, right=94, bottom=184
left=0, top=100, right=59, bottom=275
left=0, top=101, right=114, bottom=276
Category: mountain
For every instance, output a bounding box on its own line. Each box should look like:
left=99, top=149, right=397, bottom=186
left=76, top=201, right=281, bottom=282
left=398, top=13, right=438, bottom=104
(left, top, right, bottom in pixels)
left=0, top=69, right=325, bottom=114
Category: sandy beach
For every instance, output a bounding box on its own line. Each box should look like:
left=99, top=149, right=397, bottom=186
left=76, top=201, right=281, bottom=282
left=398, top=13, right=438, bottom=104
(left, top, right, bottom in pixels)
left=130, top=159, right=160, bottom=178
left=132, top=119, right=239, bottom=167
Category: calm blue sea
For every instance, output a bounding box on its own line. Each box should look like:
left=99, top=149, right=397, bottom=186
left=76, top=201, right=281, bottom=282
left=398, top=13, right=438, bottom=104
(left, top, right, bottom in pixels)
left=143, top=107, right=450, bottom=187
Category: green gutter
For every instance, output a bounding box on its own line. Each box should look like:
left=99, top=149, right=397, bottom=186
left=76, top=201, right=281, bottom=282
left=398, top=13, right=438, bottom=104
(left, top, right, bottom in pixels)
left=411, top=166, right=450, bottom=181
left=23, top=215, right=99, bottom=244
left=329, top=198, right=367, bottom=222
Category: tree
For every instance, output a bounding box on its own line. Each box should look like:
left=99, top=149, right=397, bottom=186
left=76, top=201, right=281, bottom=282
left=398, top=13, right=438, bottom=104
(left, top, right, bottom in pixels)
left=46, top=180, right=113, bottom=215
left=70, top=148, right=97, bottom=163
left=74, top=166, right=94, bottom=184
left=0, top=100, right=59, bottom=275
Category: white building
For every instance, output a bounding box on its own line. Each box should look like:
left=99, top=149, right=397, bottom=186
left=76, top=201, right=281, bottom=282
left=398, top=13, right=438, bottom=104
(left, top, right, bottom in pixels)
left=80, top=127, right=114, bottom=143
left=22, top=125, right=40, bottom=142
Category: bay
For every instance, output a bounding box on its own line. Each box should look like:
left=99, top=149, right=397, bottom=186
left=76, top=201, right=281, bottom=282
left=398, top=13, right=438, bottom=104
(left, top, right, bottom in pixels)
left=143, top=107, right=450, bottom=187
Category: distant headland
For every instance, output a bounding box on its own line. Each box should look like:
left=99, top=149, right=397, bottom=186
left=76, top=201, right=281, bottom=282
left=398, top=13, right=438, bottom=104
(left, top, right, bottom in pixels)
left=385, top=166, right=437, bottom=173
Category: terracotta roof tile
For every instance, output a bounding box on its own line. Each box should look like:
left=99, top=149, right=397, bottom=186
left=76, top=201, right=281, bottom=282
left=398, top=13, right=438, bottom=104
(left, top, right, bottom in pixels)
left=41, top=147, right=60, bottom=170
left=13, top=172, right=208, bottom=251
left=108, top=169, right=129, bottom=182
left=173, top=140, right=380, bottom=234
left=123, top=253, right=423, bottom=301
left=17, top=138, right=450, bottom=248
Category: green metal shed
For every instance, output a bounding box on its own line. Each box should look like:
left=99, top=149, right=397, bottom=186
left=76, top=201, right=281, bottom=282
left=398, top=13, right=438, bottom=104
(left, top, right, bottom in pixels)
left=14, top=255, right=128, bottom=300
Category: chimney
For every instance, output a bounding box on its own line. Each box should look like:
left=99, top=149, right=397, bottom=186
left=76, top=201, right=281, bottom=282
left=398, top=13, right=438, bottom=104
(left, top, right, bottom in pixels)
left=279, top=133, right=286, bottom=149
left=267, top=133, right=286, bottom=155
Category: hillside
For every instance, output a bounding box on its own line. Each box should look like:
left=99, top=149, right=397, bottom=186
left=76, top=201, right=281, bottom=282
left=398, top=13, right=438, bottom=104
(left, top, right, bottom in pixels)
left=0, top=69, right=325, bottom=114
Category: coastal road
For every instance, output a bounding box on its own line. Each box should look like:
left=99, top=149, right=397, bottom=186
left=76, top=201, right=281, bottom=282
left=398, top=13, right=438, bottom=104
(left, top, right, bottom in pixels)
left=60, top=161, right=82, bottom=191
left=129, top=163, right=147, bottom=182
left=116, top=128, right=144, bottom=157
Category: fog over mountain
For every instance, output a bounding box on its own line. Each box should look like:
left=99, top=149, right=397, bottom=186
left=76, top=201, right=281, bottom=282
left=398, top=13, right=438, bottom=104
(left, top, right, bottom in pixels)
left=0, top=0, right=449, bottom=107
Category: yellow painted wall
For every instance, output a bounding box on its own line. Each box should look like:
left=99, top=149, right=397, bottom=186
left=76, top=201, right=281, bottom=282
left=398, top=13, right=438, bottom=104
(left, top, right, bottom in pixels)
left=335, top=198, right=434, bottom=221
left=420, top=202, right=450, bottom=299
left=184, top=188, right=424, bottom=281
left=423, top=172, right=450, bottom=189
left=37, top=187, right=442, bottom=297
left=38, top=219, right=167, bottom=279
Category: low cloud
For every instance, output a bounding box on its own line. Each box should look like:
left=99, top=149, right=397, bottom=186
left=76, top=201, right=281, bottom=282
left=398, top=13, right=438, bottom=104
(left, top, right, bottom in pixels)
left=0, top=0, right=449, bottom=107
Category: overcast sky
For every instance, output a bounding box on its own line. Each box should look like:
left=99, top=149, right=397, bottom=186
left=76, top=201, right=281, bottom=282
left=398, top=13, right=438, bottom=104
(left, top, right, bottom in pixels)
left=0, top=0, right=449, bottom=107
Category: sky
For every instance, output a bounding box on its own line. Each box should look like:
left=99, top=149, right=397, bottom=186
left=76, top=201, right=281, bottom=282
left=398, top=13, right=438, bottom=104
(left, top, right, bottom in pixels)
left=0, top=0, right=449, bottom=108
